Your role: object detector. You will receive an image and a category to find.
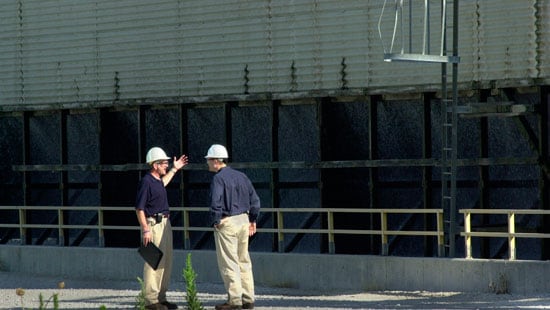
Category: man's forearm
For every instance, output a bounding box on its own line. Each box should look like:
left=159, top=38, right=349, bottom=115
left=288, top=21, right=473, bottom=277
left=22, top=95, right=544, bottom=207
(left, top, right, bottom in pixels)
left=162, top=167, right=179, bottom=186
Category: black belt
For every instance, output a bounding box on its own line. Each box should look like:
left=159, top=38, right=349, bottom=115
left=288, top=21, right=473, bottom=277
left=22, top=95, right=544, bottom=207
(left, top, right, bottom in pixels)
left=147, top=213, right=169, bottom=223
left=147, top=212, right=169, bottom=218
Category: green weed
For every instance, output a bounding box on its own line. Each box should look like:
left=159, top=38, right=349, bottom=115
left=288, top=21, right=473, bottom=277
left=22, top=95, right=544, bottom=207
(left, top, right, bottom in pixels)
left=182, top=253, right=205, bottom=310
left=136, top=276, right=146, bottom=309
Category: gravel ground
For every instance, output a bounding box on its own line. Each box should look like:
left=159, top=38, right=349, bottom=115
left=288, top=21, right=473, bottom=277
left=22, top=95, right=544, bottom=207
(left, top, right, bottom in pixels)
left=1, top=272, right=550, bottom=309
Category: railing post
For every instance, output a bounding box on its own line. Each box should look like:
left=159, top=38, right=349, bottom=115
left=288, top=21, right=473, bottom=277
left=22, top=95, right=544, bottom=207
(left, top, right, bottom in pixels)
left=277, top=209, right=284, bottom=253
left=58, top=208, right=65, bottom=246
left=508, top=212, right=516, bottom=260
left=464, top=211, right=472, bottom=259
left=381, top=211, right=388, bottom=255
left=183, top=208, right=190, bottom=249
left=437, top=210, right=445, bottom=257
left=327, top=210, right=335, bottom=254
left=18, top=207, right=26, bottom=245
left=98, top=208, right=105, bottom=247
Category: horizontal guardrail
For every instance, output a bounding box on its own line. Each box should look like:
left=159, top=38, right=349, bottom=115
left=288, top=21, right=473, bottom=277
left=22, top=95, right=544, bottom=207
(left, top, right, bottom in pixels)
left=0, top=206, right=444, bottom=255
left=460, top=209, right=550, bottom=260
left=5, top=206, right=550, bottom=259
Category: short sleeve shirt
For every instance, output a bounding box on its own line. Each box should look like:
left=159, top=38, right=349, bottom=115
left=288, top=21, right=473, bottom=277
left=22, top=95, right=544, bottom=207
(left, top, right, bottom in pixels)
left=135, top=173, right=170, bottom=216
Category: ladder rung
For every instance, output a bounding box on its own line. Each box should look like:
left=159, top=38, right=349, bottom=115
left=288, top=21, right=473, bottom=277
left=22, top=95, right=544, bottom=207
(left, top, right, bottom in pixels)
left=443, top=196, right=452, bottom=200
left=443, top=147, right=452, bottom=151
left=443, top=123, right=452, bottom=127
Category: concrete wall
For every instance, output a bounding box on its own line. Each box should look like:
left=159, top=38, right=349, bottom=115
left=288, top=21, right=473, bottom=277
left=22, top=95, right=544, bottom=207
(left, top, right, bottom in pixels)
left=1, top=245, right=549, bottom=295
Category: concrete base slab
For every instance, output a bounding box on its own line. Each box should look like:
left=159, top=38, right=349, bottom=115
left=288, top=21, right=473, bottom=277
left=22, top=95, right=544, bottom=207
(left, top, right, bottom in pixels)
left=0, top=245, right=548, bottom=294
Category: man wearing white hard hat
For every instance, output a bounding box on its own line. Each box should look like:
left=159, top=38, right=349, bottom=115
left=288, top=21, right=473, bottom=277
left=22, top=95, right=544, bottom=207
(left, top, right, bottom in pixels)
left=136, top=147, right=188, bottom=310
left=205, top=144, right=260, bottom=310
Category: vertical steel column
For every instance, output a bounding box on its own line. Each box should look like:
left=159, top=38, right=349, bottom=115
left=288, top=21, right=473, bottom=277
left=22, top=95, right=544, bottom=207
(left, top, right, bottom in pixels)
left=137, top=106, right=146, bottom=169
left=539, top=86, right=550, bottom=259
left=440, top=0, right=459, bottom=257
left=317, top=97, right=332, bottom=253
left=179, top=104, right=191, bottom=250
left=136, top=106, right=146, bottom=248
left=97, top=109, right=105, bottom=247
left=422, top=92, right=435, bottom=256
left=478, top=89, right=490, bottom=258
left=59, top=110, right=68, bottom=246
left=21, top=111, right=30, bottom=245
left=271, top=100, right=282, bottom=252
left=440, top=95, right=454, bottom=256
left=450, top=0, right=460, bottom=257
left=225, top=101, right=235, bottom=156
left=15, top=0, right=27, bottom=244
left=369, top=95, right=380, bottom=254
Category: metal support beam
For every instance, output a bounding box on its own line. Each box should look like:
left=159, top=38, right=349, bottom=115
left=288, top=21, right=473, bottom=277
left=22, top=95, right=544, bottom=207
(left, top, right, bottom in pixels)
left=21, top=111, right=30, bottom=245
left=449, top=0, right=460, bottom=258
left=540, top=86, right=550, bottom=259
left=478, top=89, right=490, bottom=259
left=271, top=100, right=282, bottom=253
left=60, top=110, right=68, bottom=246
left=97, top=108, right=105, bottom=247
left=179, top=104, right=191, bottom=250
left=422, top=92, right=436, bottom=256
left=369, top=95, right=381, bottom=254
left=456, top=102, right=534, bottom=117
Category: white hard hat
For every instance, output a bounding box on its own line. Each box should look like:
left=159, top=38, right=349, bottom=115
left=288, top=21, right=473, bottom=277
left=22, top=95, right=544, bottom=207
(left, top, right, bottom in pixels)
left=205, top=144, right=228, bottom=159
left=145, top=147, right=170, bottom=164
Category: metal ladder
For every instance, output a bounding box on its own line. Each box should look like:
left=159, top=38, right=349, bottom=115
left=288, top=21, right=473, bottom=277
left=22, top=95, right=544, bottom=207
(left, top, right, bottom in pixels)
left=441, top=98, right=458, bottom=257
left=378, top=0, right=461, bottom=257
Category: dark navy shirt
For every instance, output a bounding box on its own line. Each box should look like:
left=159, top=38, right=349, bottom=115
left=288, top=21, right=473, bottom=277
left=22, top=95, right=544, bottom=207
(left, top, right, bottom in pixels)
left=209, top=166, right=260, bottom=226
left=135, top=173, right=170, bottom=216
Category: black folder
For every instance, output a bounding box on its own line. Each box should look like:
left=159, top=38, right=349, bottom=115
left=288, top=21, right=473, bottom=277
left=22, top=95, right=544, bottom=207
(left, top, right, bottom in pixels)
left=138, top=242, right=164, bottom=270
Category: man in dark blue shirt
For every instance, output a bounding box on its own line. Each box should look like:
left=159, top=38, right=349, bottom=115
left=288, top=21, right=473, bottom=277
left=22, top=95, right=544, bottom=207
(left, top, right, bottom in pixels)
left=205, top=144, right=260, bottom=310
left=136, top=147, right=188, bottom=310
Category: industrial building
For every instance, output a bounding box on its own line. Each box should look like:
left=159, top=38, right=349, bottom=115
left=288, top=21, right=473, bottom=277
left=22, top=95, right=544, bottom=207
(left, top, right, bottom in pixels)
left=1, top=0, right=550, bottom=267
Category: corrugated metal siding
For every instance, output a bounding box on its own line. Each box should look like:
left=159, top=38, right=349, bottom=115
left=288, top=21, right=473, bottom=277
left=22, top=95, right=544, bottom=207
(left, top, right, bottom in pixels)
left=457, top=0, right=477, bottom=85
left=0, top=1, right=20, bottom=105
left=8, top=0, right=186, bottom=105
left=0, top=1, right=547, bottom=109
left=178, top=0, right=370, bottom=95
left=267, top=0, right=369, bottom=92
left=179, top=0, right=265, bottom=96
left=17, top=0, right=101, bottom=104
left=95, top=1, right=182, bottom=99
left=537, top=1, right=550, bottom=80
left=475, top=1, right=538, bottom=83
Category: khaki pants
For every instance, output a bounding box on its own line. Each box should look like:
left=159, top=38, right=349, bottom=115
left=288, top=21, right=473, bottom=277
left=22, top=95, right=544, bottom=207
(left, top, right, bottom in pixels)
left=214, top=213, right=255, bottom=306
left=143, top=217, right=173, bottom=306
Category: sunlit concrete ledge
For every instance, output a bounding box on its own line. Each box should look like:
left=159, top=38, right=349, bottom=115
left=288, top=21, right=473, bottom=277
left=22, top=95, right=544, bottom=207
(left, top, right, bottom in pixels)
left=0, top=245, right=549, bottom=294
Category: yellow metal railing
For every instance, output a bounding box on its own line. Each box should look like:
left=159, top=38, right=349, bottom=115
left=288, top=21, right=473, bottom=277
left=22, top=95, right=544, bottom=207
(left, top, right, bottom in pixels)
left=0, top=206, right=444, bottom=255
left=460, top=209, right=550, bottom=260
left=0, top=206, right=137, bottom=247
left=181, top=207, right=444, bottom=255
